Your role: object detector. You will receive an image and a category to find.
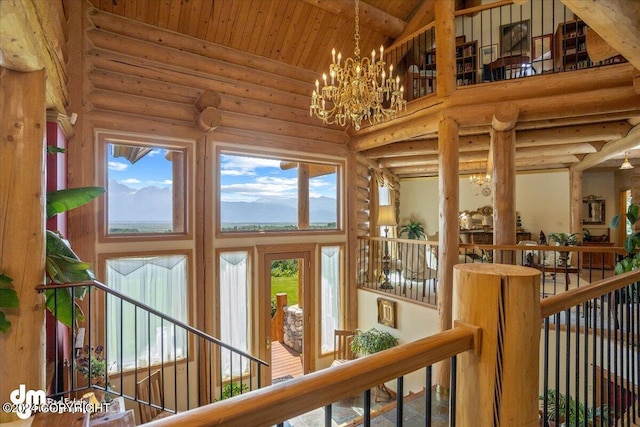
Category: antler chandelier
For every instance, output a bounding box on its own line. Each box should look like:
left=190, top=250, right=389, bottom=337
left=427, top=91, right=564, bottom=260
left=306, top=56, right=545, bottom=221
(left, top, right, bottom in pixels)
left=309, top=0, right=406, bottom=131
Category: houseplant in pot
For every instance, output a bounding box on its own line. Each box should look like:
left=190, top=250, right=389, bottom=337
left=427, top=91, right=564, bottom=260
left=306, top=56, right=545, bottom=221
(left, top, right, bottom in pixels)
left=548, top=232, right=578, bottom=267
left=350, top=327, right=399, bottom=357
left=400, top=220, right=425, bottom=240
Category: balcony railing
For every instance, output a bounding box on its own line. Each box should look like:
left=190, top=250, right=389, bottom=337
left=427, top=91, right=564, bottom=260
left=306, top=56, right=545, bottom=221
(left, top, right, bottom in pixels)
left=357, top=236, right=626, bottom=306
left=385, top=0, right=628, bottom=102
left=144, top=264, right=640, bottom=426
left=38, top=280, right=267, bottom=417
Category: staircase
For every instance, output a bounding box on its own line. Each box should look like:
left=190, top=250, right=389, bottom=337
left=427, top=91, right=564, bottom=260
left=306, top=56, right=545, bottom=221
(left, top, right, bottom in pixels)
left=39, top=280, right=267, bottom=420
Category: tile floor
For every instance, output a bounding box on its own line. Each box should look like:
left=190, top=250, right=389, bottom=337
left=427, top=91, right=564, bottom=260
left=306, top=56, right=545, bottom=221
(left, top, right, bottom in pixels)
left=283, top=387, right=451, bottom=427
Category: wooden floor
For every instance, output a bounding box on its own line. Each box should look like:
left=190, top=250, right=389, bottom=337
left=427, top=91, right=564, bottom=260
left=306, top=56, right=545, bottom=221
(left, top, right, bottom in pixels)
left=271, top=341, right=303, bottom=382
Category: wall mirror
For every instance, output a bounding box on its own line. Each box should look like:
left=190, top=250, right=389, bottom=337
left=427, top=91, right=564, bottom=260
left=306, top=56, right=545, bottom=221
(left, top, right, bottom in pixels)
left=582, top=196, right=605, bottom=225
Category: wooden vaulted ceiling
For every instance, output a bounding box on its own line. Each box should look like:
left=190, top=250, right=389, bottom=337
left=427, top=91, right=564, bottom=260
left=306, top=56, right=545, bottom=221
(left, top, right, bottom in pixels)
left=2, top=0, right=639, bottom=179
left=86, top=0, right=425, bottom=75
left=85, top=0, right=640, bottom=179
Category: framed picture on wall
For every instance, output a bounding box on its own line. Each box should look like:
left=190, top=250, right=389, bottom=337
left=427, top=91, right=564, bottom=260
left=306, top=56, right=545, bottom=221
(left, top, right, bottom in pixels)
left=481, top=44, right=498, bottom=65
left=532, top=34, right=553, bottom=61
left=377, top=298, right=397, bottom=328
left=500, top=20, right=530, bottom=56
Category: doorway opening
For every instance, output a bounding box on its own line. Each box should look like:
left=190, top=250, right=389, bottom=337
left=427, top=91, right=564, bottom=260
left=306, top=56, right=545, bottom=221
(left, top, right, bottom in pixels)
left=270, top=257, right=304, bottom=383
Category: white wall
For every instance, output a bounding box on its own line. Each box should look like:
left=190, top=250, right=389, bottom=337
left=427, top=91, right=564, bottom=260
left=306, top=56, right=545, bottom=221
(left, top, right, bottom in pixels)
left=357, top=289, right=440, bottom=394
left=399, top=170, right=573, bottom=240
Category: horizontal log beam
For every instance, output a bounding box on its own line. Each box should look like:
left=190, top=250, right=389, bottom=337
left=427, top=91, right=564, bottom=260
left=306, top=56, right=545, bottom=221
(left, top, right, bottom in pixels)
left=300, top=0, right=406, bottom=39
left=87, top=7, right=318, bottom=84
left=87, top=110, right=202, bottom=140
left=87, top=28, right=313, bottom=97
left=571, top=125, right=640, bottom=172
left=89, top=50, right=313, bottom=111
left=211, top=128, right=349, bottom=157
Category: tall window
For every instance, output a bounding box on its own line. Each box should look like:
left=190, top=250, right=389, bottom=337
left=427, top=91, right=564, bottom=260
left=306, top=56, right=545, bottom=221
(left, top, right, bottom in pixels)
left=105, top=254, right=188, bottom=370
left=219, top=251, right=250, bottom=377
left=97, top=132, right=191, bottom=238
left=219, top=151, right=340, bottom=233
left=320, top=246, right=341, bottom=354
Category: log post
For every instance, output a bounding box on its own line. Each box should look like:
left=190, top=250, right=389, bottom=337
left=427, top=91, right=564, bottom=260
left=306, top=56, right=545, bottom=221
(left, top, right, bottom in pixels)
left=492, top=103, right=519, bottom=264
left=570, top=171, right=583, bottom=244
left=436, top=116, right=459, bottom=390
left=0, top=67, right=47, bottom=423
left=434, top=0, right=456, bottom=98
left=454, top=264, right=541, bottom=427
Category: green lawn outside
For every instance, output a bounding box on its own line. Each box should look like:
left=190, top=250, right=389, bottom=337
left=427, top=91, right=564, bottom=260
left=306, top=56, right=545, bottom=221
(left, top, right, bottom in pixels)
left=271, top=275, right=299, bottom=306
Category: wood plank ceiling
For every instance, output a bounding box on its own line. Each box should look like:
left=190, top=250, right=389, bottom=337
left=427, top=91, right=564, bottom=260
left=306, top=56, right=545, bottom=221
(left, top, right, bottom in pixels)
left=84, top=0, right=640, bottom=177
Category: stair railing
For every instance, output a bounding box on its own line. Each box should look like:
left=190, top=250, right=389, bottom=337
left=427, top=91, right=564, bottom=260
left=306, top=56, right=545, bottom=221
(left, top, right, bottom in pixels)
left=37, top=280, right=267, bottom=416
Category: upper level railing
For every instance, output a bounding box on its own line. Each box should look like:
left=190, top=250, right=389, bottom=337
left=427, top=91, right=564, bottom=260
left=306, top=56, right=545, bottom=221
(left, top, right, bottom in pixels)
left=38, top=280, right=267, bottom=418
left=357, top=236, right=626, bottom=306
left=384, top=0, right=628, bottom=102
left=144, top=263, right=640, bottom=426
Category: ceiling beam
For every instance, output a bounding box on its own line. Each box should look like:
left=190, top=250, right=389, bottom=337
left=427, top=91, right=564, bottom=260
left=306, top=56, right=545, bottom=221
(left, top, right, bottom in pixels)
left=570, top=125, right=640, bottom=172
left=561, top=0, right=640, bottom=70
left=362, top=122, right=630, bottom=159
left=300, top=0, right=406, bottom=39
left=0, top=0, right=68, bottom=113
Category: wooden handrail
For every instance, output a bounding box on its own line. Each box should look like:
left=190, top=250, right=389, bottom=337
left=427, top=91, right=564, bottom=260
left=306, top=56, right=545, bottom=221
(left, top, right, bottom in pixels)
left=147, top=326, right=478, bottom=427
left=540, top=269, right=640, bottom=318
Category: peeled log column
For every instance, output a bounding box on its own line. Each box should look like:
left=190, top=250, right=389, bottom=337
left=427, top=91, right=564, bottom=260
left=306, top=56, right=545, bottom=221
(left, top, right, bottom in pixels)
left=0, top=67, right=46, bottom=423
left=195, top=107, right=222, bottom=132
left=454, top=264, right=541, bottom=426
left=436, top=117, right=459, bottom=390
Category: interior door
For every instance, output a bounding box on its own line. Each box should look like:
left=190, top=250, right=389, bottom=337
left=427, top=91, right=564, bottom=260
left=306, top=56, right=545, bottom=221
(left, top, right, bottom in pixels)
left=259, top=248, right=313, bottom=386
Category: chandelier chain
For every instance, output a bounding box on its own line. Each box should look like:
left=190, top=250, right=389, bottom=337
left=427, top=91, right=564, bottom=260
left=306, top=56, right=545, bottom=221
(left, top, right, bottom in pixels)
left=354, top=0, right=360, bottom=58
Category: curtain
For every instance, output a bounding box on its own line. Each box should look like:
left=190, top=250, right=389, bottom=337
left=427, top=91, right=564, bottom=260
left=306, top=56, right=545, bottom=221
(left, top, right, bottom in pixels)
left=105, top=255, right=188, bottom=370
left=219, top=251, right=249, bottom=378
left=320, top=246, right=341, bottom=354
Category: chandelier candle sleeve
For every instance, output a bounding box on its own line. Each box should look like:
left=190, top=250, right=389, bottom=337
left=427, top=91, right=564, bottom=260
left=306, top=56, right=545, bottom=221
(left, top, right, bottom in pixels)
left=309, top=0, right=406, bottom=131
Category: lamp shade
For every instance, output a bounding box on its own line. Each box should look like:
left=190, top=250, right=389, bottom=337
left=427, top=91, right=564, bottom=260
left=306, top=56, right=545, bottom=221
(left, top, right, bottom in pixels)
left=377, top=205, right=397, bottom=227
left=620, top=155, right=634, bottom=170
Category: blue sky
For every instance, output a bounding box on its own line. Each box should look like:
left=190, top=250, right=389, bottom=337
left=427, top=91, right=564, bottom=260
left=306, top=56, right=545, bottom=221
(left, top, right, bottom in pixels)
left=108, top=145, right=173, bottom=189
left=107, top=147, right=337, bottom=202
left=220, top=154, right=337, bottom=203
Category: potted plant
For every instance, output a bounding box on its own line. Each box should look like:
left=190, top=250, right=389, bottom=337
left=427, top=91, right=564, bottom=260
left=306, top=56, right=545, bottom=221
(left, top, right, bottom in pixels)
left=350, top=327, right=399, bottom=357
left=611, top=202, right=640, bottom=274
left=400, top=220, right=425, bottom=240
left=540, top=388, right=610, bottom=426
left=548, top=232, right=578, bottom=267
left=76, top=344, right=116, bottom=404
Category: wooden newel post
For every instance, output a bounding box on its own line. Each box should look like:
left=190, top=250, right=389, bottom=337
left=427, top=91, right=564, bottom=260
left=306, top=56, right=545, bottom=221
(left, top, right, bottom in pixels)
left=453, top=264, right=541, bottom=427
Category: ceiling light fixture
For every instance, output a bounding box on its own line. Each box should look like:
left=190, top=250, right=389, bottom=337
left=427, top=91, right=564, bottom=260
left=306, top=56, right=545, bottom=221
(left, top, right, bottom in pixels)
left=469, top=173, right=492, bottom=187
left=309, top=0, right=406, bottom=131
left=620, top=153, right=634, bottom=170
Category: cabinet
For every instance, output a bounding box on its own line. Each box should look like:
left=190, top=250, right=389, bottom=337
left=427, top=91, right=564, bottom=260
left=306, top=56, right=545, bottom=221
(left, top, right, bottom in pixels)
left=455, top=41, right=478, bottom=86
left=460, top=230, right=532, bottom=244
left=554, top=19, right=590, bottom=71
left=554, top=19, right=626, bottom=72
left=414, top=40, right=478, bottom=97
left=581, top=242, right=615, bottom=270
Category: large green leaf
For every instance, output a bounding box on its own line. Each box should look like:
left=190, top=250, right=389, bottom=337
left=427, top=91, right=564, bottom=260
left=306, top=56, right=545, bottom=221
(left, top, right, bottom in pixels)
left=0, top=312, right=10, bottom=334
left=46, top=187, right=105, bottom=219
left=0, top=288, right=19, bottom=309
left=44, top=288, right=84, bottom=327
left=46, top=231, right=95, bottom=284
left=0, top=273, right=17, bottom=333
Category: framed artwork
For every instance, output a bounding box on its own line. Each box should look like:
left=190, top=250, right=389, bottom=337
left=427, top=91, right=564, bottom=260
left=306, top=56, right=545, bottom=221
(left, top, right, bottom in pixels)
left=532, top=34, right=553, bottom=60
left=481, top=44, right=498, bottom=64
left=500, top=20, right=530, bottom=56
left=377, top=298, right=397, bottom=328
